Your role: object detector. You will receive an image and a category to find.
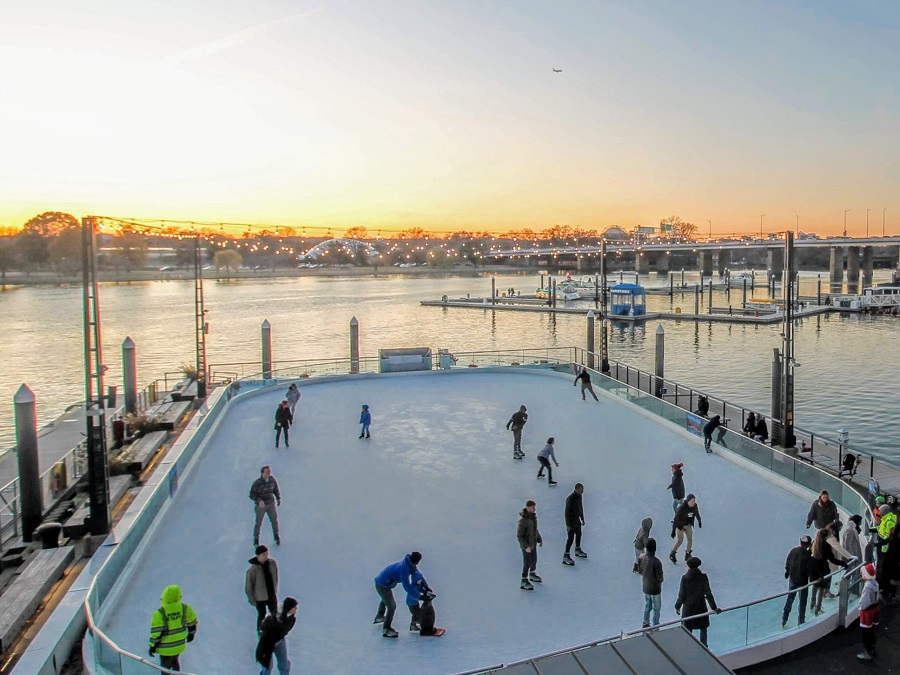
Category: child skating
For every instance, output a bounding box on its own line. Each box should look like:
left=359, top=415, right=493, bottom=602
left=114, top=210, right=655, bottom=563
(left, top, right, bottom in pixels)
left=359, top=404, right=371, bottom=439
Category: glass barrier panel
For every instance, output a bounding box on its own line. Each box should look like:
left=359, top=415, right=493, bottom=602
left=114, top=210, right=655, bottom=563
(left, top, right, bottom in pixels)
left=771, top=452, right=797, bottom=482
left=122, top=655, right=162, bottom=675
left=794, top=460, right=827, bottom=496
left=706, top=605, right=750, bottom=653
left=97, top=632, right=123, bottom=672
left=747, top=592, right=801, bottom=644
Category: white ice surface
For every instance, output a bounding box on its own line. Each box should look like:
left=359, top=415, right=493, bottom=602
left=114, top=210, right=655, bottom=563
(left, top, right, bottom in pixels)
left=100, top=369, right=827, bottom=675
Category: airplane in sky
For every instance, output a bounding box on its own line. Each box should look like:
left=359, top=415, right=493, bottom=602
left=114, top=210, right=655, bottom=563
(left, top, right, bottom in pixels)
left=552, top=68, right=562, bottom=73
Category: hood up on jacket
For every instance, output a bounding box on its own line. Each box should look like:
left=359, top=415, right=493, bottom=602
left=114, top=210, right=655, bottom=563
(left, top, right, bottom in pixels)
left=161, top=585, right=182, bottom=605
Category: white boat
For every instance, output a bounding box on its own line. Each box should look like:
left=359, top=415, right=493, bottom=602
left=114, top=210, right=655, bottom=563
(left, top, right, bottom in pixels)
left=535, top=281, right=581, bottom=300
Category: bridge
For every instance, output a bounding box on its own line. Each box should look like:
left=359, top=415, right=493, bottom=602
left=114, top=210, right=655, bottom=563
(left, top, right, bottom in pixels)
left=491, top=235, right=900, bottom=292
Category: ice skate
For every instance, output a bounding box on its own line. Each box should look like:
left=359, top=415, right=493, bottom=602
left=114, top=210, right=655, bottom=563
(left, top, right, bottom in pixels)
left=275, top=536, right=281, bottom=546
left=684, top=549, right=692, bottom=561
left=528, top=571, right=543, bottom=583
left=382, top=628, right=399, bottom=638
left=520, top=578, right=534, bottom=591
left=669, top=551, right=677, bottom=564
left=409, top=621, right=421, bottom=632
left=366, top=433, right=370, bottom=438
left=574, top=547, right=587, bottom=558
left=548, top=480, right=558, bottom=485
left=373, top=615, right=385, bottom=624
left=562, top=554, right=575, bottom=566
left=536, top=473, right=544, bottom=479
left=359, top=433, right=364, bottom=439
left=856, top=652, right=873, bottom=661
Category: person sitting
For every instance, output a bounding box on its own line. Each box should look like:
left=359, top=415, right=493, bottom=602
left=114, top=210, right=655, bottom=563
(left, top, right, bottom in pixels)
left=743, top=412, right=757, bottom=437
left=696, top=396, right=710, bottom=418
left=754, top=416, right=769, bottom=443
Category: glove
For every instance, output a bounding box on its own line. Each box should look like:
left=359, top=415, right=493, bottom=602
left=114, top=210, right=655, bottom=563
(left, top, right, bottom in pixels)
left=784, top=572, right=789, bottom=579
left=187, top=632, right=195, bottom=643
left=675, top=608, right=681, bottom=616
left=806, top=523, right=811, bottom=529
left=149, top=647, right=156, bottom=657
left=698, top=522, right=702, bottom=529
left=670, top=524, right=676, bottom=539
left=277, top=500, right=281, bottom=506
left=715, top=608, right=722, bottom=614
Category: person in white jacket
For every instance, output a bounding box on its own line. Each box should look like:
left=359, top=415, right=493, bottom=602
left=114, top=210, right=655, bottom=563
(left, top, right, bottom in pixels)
left=842, top=515, right=864, bottom=563
left=820, top=521, right=854, bottom=601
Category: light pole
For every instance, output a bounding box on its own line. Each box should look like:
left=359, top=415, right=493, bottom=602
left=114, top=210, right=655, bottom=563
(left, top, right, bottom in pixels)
left=843, top=209, right=851, bottom=237
left=884, top=208, right=887, bottom=237
left=795, top=213, right=799, bottom=236
left=707, top=219, right=712, bottom=238
left=866, top=208, right=870, bottom=238
left=760, top=214, right=766, bottom=239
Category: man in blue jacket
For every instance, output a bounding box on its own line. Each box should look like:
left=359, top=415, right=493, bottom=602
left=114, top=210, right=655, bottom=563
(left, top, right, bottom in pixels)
left=373, top=552, right=422, bottom=638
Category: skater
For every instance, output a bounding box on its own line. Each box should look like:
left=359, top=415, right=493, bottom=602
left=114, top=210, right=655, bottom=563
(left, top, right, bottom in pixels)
left=781, top=535, right=811, bottom=628
left=742, top=412, right=757, bottom=437
left=517, top=500, right=543, bottom=590
left=674, top=557, right=720, bottom=647
left=250, top=465, right=281, bottom=547
left=359, top=404, right=371, bottom=438
left=809, top=528, right=849, bottom=615
left=639, top=538, right=664, bottom=627
left=416, top=586, right=444, bottom=636
left=702, top=415, right=723, bottom=452
left=805, top=490, right=839, bottom=533
left=562, top=483, right=587, bottom=566
left=256, top=597, right=298, bottom=675
left=669, top=494, right=701, bottom=564
left=373, top=552, right=422, bottom=638
left=574, top=367, right=599, bottom=401
left=506, top=405, right=528, bottom=459
left=274, top=400, right=293, bottom=448
left=667, top=463, right=685, bottom=513
left=536, top=437, right=559, bottom=486
left=246, top=545, right=279, bottom=634
left=857, top=563, right=880, bottom=661
left=148, top=585, right=198, bottom=671
left=285, top=384, right=301, bottom=414
left=405, top=569, right=430, bottom=632
left=633, top=517, right=653, bottom=574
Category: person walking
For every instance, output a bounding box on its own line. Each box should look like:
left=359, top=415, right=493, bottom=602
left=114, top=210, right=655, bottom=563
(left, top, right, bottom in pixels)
left=667, top=463, right=685, bottom=513
left=536, top=438, right=559, bottom=486
left=639, top=538, right=664, bottom=628
left=274, top=400, right=293, bottom=448
left=373, top=552, right=421, bottom=638
left=809, top=527, right=850, bottom=615
left=148, top=585, right=199, bottom=671
left=574, top=367, right=599, bottom=401
left=256, top=597, right=298, bottom=675
left=805, top=491, right=839, bottom=533
left=285, top=384, right=301, bottom=414
left=675, top=557, right=720, bottom=647
left=857, top=563, right=880, bottom=661
left=250, top=465, right=281, bottom=547
left=246, top=545, right=279, bottom=634
left=506, top=405, right=528, bottom=460
left=359, top=404, right=372, bottom=439
left=781, top=535, right=812, bottom=628
left=517, top=500, right=543, bottom=590
left=633, top=517, right=653, bottom=574
left=669, top=494, right=701, bottom=564
left=562, top=483, right=587, bottom=566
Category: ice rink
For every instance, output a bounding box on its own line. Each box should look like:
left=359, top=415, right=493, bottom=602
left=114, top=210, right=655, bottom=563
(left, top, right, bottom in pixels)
left=100, top=369, right=829, bottom=674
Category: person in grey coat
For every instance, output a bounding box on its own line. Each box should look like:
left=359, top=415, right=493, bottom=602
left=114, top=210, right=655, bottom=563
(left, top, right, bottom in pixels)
left=246, top=545, right=279, bottom=633
left=633, top=517, right=653, bottom=574
left=285, top=384, right=301, bottom=414
left=250, top=465, right=281, bottom=547
left=536, top=438, right=559, bottom=485
left=639, top=538, right=664, bottom=627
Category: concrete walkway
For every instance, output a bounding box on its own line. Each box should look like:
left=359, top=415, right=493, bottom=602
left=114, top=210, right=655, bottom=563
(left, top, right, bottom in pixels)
left=739, top=603, right=898, bottom=674
left=0, top=404, right=87, bottom=488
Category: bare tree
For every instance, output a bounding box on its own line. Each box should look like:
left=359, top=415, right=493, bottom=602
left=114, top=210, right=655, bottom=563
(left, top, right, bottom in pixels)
left=660, top=216, right=698, bottom=241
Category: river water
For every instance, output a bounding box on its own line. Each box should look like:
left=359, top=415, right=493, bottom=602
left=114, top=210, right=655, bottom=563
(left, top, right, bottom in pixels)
left=1, top=270, right=896, bottom=461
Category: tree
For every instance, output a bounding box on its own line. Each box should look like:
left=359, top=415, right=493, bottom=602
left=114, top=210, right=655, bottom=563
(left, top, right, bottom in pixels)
left=398, top=227, right=426, bottom=239
left=111, top=232, right=148, bottom=272
left=214, top=249, right=243, bottom=274
left=660, top=216, right=698, bottom=241
left=345, top=226, right=369, bottom=239
left=21, top=211, right=79, bottom=238
left=0, top=237, right=17, bottom=281
left=49, top=226, right=83, bottom=274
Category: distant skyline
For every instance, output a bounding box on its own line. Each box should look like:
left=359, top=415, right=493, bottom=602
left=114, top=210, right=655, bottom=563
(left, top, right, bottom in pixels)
left=1, top=1, right=898, bottom=236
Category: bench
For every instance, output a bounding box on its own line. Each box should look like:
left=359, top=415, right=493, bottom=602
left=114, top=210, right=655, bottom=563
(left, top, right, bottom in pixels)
left=0, top=546, right=75, bottom=653
left=119, top=430, right=168, bottom=474
left=61, top=476, right=133, bottom=539
left=148, top=400, right=193, bottom=430
left=170, top=379, right=199, bottom=402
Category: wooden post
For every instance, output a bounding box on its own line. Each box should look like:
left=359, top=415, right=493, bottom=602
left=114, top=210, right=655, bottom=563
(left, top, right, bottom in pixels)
left=122, top=337, right=137, bottom=415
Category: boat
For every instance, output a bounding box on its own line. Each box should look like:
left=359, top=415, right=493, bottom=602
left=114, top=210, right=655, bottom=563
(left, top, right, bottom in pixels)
left=535, top=280, right=581, bottom=300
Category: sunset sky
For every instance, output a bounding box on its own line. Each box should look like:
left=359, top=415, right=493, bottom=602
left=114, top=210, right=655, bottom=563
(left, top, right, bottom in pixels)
left=1, top=1, right=898, bottom=236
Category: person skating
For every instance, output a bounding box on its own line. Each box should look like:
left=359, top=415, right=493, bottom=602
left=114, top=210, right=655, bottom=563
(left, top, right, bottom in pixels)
left=246, top=545, right=279, bottom=634
left=274, top=400, right=293, bottom=448
left=639, top=538, right=664, bottom=627
left=373, top=552, right=421, bottom=638
left=359, top=404, right=372, bottom=439
left=563, top=483, right=587, bottom=566
left=781, top=535, right=812, bottom=628
left=857, top=563, right=880, bottom=661
left=574, top=367, right=599, bottom=401
left=285, top=384, right=301, bottom=414
left=506, top=405, right=528, bottom=459
left=667, top=463, right=685, bottom=513
left=669, top=494, right=701, bottom=564
left=148, top=585, right=198, bottom=671
left=405, top=569, right=431, bottom=632
left=517, top=500, right=543, bottom=590
left=702, top=416, right=723, bottom=452
left=536, top=437, right=559, bottom=486
left=256, top=597, right=298, bottom=675
left=809, top=527, right=849, bottom=615
left=805, top=490, right=839, bottom=532
left=633, top=517, right=653, bottom=574
left=674, top=557, right=720, bottom=647
left=250, top=465, right=281, bottom=547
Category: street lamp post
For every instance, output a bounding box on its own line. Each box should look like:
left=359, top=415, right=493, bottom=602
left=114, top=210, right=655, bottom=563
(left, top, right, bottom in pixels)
left=844, top=209, right=851, bottom=237
left=866, top=208, right=870, bottom=238
left=707, top=220, right=712, bottom=238
left=884, top=208, right=887, bottom=237
left=760, top=214, right=766, bottom=239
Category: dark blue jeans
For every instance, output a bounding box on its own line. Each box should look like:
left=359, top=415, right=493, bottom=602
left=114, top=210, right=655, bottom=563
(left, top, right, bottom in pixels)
left=782, top=582, right=808, bottom=624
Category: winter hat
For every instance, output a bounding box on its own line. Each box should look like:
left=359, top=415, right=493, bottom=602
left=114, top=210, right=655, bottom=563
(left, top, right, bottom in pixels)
left=672, top=462, right=684, bottom=470
left=863, top=563, right=876, bottom=580
left=362, top=404, right=369, bottom=410
left=687, top=557, right=702, bottom=569
left=850, top=514, right=863, bottom=527
left=876, top=496, right=886, bottom=505
left=256, top=545, right=268, bottom=555
left=410, top=551, right=422, bottom=565
left=282, top=597, right=299, bottom=614
left=519, top=405, right=527, bottom=411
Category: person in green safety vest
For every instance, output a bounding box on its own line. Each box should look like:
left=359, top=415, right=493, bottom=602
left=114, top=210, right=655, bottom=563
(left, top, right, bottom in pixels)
left=878, top=504, right=897, bottom=555
left=149, top=585, right=199, bottom=671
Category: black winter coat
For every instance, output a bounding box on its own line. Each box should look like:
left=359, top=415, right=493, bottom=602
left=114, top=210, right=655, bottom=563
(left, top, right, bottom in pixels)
left=565, top=492, right=584, bottom=529
left=784, top=546, right=811, bottom=585
left=809, top=541, right=847, bottom=581
left=703, top=416, right=721, bottom=436
left=256, top=613, right=296, bottom=668
left=640, top=553, right=664, bottom=595
left=506, top=411, right=527, bottom=430
left=667, top=471, right=685, bottom=500
left=805, top=498, right=839, bottom=530
left=673, top=501, right=701, bottom=530
left=754, top=417, right=769, bottom=441
left=675, top=568, right=718, bottom=630
left=274, top=406, right=293, bottom=429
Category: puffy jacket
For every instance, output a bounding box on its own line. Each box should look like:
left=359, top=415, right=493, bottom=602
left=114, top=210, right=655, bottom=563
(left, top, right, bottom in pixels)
left=675, top=569, right=718, bottom=630
left=149, top=585, right=198, bottom=656
left=878, top=512, right=897, bottom=553
left=703, top=416, right=721, bottom=435
left=805, top=498, right=839, bottom=530
left=633, top=518, right=653, bottom=551
left=374, top=555, right=417, bottom=595
left=274, top=405, right=293, bottom=428
left=245, top=557, right=279, bottom=604
left=565, top=491, right=584, bottom=529
left=784, top=546, right=811, bottom=585
left=754, top=417, right=769, bottom=441
left=360, top=410, right=372, bottom=425
left=517, top=509, right=542, bottom=550
left=250, top=476, right=281, bottom=505
left=667, top=470, right=685, bottom=500
left=673, top=499, right=701, bottom=530
left=406, top=570, right=431, bottom=606
left=639, top=553, right=664, bottom=595
left=858, top=579, right=881, bottom=628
